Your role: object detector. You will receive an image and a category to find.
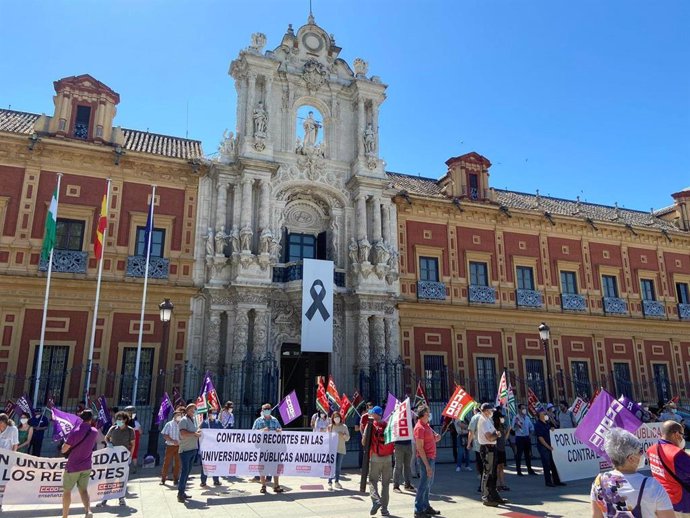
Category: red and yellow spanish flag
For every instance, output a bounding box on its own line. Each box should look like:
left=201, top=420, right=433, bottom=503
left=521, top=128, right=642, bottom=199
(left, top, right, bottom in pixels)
left=94, top=192, right=107, bottom=260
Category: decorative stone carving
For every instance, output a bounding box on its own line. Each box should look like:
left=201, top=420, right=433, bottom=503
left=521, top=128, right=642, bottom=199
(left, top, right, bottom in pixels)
left=230, top=225, right=240, bottom=255
left=205, top=311, right=222, bottom=370
left=363, top=123, right=375, bottom=154
left=218, top=129, right=236, bottom=162
left=269, top=238, right=282, bottom=262
left=232, top=310, right=250, bottom=363
left=259, top=228, right=273, bottom=255
left=358, top=238, right=371, bottom=264
left=240, top=225, right=253, bottom=252
left=296, top=139, right=326, bottom=179
left=249, top=32, right=267, bottom=53
left=357, top=315, right=370, bottom=368
left=302, top=59, right=327, bottom=92
left=284, top=201, right=326, bottom=235
left=348, top=237, right=359, bottom=266
left=353, top=58, right=369, bottom=77
left=253, top=101, right=268, bottom=136
left=373, top=240, right=389, bottom=265
left=329, top=217, right=339, bottom=265
left=214, top=225, right=227, bottom=256
left=205, top=227, right=215, bottom=256
left=253, top=310, right=268, bottom=359
left=303, top=111, right=321, bottom=147
left=371, top=316, right=386, bottom=359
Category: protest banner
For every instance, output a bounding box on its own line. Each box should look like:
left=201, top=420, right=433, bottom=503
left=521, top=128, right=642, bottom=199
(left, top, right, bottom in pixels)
left=551, top=423, right=662, bottom=482
left=199, top=429, right=337, bottom=478
left=0, top=446, right=130, bottom=505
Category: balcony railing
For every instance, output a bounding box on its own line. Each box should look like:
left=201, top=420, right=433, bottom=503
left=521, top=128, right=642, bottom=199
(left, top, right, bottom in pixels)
left=679, top=303, right=690, bottom=320
left=272, top=263, right=346, bottom=287
left=516, top=289, right=542, bottom=308
left=417, top=281, right=446, bottom=301
left=469, top=285, right=496, bottom=304
left=642, top=300, right=666, bottom=318
left=561, top=293, right=586, bottom=311
left=39, top=250, right=88, bottom=274
left=603, top=297, right=628, bottom=315
left=126, top=256, right=169, bottom=279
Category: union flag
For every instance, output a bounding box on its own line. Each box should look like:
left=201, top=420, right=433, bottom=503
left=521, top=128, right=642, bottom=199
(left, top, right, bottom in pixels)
left=316, top=376, right=330, bottom=414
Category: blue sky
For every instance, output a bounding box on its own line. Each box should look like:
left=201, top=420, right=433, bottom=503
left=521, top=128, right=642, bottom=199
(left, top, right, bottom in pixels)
left=1, top=1, right=688, bottom=212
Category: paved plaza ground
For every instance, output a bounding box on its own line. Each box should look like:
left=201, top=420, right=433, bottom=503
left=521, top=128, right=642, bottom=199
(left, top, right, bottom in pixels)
left=2, top=461, right=591, bottom=518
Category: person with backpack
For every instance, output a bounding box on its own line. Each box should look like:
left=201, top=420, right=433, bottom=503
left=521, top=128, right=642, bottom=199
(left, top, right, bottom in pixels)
left=361, top=406, right=394, bottom=516
left=591, top=427, right=674, bottom=518
left=647, top=420, right=690, bottom=516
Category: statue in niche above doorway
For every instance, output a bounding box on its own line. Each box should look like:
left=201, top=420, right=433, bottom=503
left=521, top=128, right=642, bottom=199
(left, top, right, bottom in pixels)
left=303, top=111, right=320, bottom=147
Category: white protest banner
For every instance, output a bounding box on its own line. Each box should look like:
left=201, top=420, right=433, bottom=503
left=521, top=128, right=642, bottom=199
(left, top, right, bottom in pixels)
left=551, top=423, right=662, bottom=482
left=301, top=259, right=334, bottom=353
left=0, top=446, right=130, bottom=504
left=199, top=429, right=337, bottom=478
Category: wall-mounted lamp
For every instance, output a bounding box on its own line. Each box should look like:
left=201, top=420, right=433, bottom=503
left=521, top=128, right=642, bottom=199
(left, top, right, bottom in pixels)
left=397, top=190, right=412, bottom=205
left=452, top=197, right=464, bottom=212
left=113, top=145, right=125, bottom=166
left=499, top=205, right=512, bottom=218
left=28, top=132, right=41, bottom=151
left=544, top=211, right=555, bottom=225
left=585, top=217, right=598, bottom=231
left=188, top=158, right=202, bottom=173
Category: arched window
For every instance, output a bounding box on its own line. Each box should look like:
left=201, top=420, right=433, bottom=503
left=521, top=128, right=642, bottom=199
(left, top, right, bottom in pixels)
left=296, top=105, right=324, bottom=148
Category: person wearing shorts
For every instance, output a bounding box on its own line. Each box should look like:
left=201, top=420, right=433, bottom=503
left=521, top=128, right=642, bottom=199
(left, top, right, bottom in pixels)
left=61, top=409, right=98, bottom=518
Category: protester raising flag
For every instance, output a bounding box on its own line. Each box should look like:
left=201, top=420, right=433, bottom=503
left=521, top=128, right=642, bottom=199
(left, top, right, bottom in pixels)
left=278, top=390, right=302, bottom=426
left=414, top=380, right=428, bottom=409
left=442, top=385, right=477, bottom=420
left=527, top=387, right=543, bottom=417
left=316, top=376, right=330, bottom=415
left=574, top=389, right=643, bottom=459
left=568, top=396, right=589, bottom=425
left=339, top=393, right=355, bottom=419
left=201, top=373, right=221, bottom=412
left=382, top=393, right=399, bottom=422
left=156, top=392, right=173, bottom=425
left=495, top=371, right=509, bottom=408
left=384, top=397, right=413, bottom=444
left=326, top=375, right=341, bottom=409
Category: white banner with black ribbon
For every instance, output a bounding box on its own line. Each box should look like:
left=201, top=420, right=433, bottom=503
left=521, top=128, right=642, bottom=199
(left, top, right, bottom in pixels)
left=301, top=258, right=334, bottom=353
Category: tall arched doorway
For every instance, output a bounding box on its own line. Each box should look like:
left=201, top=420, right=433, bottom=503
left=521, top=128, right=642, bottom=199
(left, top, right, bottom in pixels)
left=280, top=342, right=328, bottom=428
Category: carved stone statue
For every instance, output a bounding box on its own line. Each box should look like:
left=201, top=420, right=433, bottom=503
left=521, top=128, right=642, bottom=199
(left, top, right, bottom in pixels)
left=269, top=238, right=282, bottom=262
left=214, top=225, right=227, bottom=256
left=303, top=111, right=320, bottom=147
left=240, top=225, right=253, bottom=252
left=259, top=228, right=273, bottom=255
left=249, top=32, right=267, bottom=53
left=205, top=227, right=215, bottom=256
left=358, top=238, right=371, bottom=264
left=230, top=225, right=240, bottom=255
left=373, top=240, right=390, bottom=265
left=219, top=129, right=235, bottom=160
left=348, top=237, right=359, bottom=265
left=329, top=218, right=339, bottom=264
left=387, top=247, right=399, bottom=271
left=253, top=102, right=268, bottom=136
left=363, top=123, right=375, bottom=154
left=353, top=58, right=369, bottom=77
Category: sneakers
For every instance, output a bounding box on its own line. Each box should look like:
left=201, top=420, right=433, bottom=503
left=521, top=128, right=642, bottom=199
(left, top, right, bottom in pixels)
left=334, top=482, right=342, bottom=489
left=200, top=482, right=208, bottom=488
left=328, top=480, right=333, bottom=489
left=483, top=500, right=499, bottom=507
left=425, top=507, right=441, bottom=515
left=464, top=466, right=473, bottom=472
left=177, top=495, right=186, bottom=503
left=119, top=498, right=126, bottom=506
left=380, top=509, right=390, bottom=517
left=96, top=501, right=107, bottom=507
left=393, top=485, right=402, bottom=493
left=404, top=484, right=416, bottom=491
left=370, top=502, right=382, bottom=515
left=213, top=480, right=222, bottom=486
left=456, top=466, right=461, bottom=472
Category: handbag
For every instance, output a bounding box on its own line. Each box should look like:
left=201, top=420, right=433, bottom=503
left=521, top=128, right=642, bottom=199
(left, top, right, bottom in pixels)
left=62, top=427, right=90, bottom=458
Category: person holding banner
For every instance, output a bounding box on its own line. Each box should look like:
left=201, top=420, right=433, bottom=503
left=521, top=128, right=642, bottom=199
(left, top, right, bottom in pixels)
left=98, top=411, right=135, bottom=507
left=28, top=408, right=50, bottom=456
left=160, top=408, right=183, bottom=486
left=178, top=403, right=202, bottom=503
left=512, top=403, right=537, bottom=476
left=60, top=409, right=98, bottom=518
left=328, top=411, right=350, bottom=489
left=647, top=420, right=690, bottom=517
left=200, top=411, right=222, bottom=487
left=252, top=403, right=285, bottom=494
left=535, top=410, right=565, bottom=488
left=220, top=401, right=235, bottom=429
left=592, top=428, right=674, bottom=518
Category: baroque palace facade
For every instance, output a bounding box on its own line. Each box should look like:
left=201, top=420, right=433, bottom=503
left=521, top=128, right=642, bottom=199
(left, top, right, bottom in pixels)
left=389, top=152, right=690, bottom=407
left=0, top=74, right=203, bottom=408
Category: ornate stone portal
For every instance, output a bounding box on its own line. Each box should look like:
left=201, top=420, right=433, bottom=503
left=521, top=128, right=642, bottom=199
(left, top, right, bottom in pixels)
left=190, top=15, right=400, bottom=410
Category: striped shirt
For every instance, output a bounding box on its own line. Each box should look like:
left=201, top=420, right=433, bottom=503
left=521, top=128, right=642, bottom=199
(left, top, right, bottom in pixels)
left=161, top=419, right=180, bottom=446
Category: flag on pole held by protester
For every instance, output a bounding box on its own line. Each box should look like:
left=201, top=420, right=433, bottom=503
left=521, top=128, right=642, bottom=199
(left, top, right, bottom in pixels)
left=96, top=395, right=111, bottom=428
left=495, top=371, right=509, bottom=407
left=568, top=396, right=590, bottom=425
left=382, top=393, right=399, bottom=422
left=156, top=392, right=174, bottom=425
left=14, top=394, right=33, bottom=417
left=340, top=393, right=354, bottom=419
left=94, top=189, right=108, bottom=260
left=618, top=395, right=645, bottom=421
left=668, top=395, right=680, bottom=405
left=574, top=389, right=643, bottom=459
left=201, top=373, right=221, bottom=412
left=316, top=376, right=330, bottom=415
left=414, top=380, right=428, bottom=409
left=506, top=384, right=517, bottom=422
left=442, top=385, right=477, bottom=421
left=326, top=375, right=341, bottom=409
left=278, top=390, right=302, bottom=426
left=4, top=400, right=15, bottom=416
left=195, top=395, right=210, bottom=415
left=384, top=397, right=413, bottom=444
left=172, top=387, right=184, bottom=408
left=351, top=391, right=365, bottom=412
left=40, top=187, right=59, bottom=261
left=51, top=407, right=82, bottom=442
left=527, top=387, right=543, bottom=417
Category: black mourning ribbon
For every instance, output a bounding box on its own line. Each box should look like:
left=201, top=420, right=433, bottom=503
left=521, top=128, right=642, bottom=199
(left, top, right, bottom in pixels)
left=305, top=280, right=330, bottom=321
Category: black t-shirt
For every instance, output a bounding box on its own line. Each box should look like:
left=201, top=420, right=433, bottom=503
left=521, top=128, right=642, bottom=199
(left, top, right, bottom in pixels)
left=535, top=420, right=551, bottom=446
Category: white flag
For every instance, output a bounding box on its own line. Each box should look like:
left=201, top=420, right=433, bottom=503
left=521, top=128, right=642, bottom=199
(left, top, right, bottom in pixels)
left=384, top=397, right=413, bottom=444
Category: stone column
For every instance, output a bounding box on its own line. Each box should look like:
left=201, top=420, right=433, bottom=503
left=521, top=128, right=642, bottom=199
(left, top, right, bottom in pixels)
left=246, top=73, right=257, bottom=138
left=232, top=308, right=250, bottom=364
left=216, top=181, right=228, bottom=230
left=205, top=310, right=222, bottom=371
left=232, top=183, right=242, bottom=228
left=357, top=314, right=370, bottom=370
left=388, top=204, right=399, bottom=251
left=381, top=203, right=391, bottom=244
left=371, top=315, right=386, bottom=362
left=258, top=180, right=270, bottom=230
left=372, top=197, right=382, bottom=243
left=240, top=178, right=254, bottom=252
left=252, top=309, right=269, bottom=360
left=356, top=195, right=367, bottom=241
left=357, top=99, right=366, bottom=157
left=265, top=77, right=273, bottom=137
left=384, top=314, right=400, bottom=359
left=372, top=104, right=380, bottom=157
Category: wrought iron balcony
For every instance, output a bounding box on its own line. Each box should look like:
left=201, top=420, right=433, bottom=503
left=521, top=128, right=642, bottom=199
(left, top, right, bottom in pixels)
left=642, top=300, right=666, bottom=318
left=603, top=297, right=627, bottom=315
left=417, top=281, right=446, bottom=301
left=39, top=250, right=88, bottom=274
left=469, top=285, right=496, bottom=304
left=126, top=256, right=169, bottom=279
left=469, top=187, right=479, bottom=200
left=272, top=263, right=346, bottom=287
left=516, top=289, right=542, bottom=308
left=561, top=293, right=586, bottom=311
left=679, top=303, right=690, bottom=320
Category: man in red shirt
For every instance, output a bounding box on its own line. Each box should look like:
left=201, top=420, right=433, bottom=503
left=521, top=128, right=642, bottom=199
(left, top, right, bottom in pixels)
left=647, top=420, right=690, bottom=515
left=414, top=406, right=442, bottom=518
left=362, top=406, right=394, bottom=516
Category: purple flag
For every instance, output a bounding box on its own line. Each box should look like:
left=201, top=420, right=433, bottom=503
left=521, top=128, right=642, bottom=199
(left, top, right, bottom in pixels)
left=96, top=395, right=111, bottom=429
left=51, top=407, right=83, bottom=442
left=278, top=390, right=302, bottom=425
left=156, top=392, right=173, bottom=425
left=382, top=393, right=399, bottom=423
left=14, top=394, right=34, bottom=418
left=574, top=390, right=643, bottom=458
left=618, top=395, right=645, bottom=421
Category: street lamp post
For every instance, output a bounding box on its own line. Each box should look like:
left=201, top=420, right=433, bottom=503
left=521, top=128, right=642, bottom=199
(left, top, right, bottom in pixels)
left=538, top=322, right=554, bottom=404
left=146, top=298, right=174, bottom=464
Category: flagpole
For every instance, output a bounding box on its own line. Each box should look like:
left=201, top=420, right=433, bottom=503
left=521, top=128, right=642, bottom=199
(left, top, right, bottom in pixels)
left=132, top=185, right=156, bottom=405
left=84, top=178, right=111, bottom=403
left=34, top=174, right=63, bottom=406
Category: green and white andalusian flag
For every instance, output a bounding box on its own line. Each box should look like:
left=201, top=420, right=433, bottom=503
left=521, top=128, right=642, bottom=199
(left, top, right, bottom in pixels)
left=40, top=188, right=58, bottom=261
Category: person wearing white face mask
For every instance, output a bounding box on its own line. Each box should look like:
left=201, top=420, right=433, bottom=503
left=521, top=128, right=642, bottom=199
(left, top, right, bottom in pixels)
left=252, top=403, right=284, bottom=494
left=512, top=404, right=537, bottom=476
left=199, top=411, right=222, bottom=487
left=16, top=412, right=33, bottom=454
left=535, top=410, right=565, bottom=488
left=661, top=403, right=683, bottom=424
left=99, top=411, right=135, bottom=507
left=328, top=411, right=350, bottom=489
left=647, top=420, right=690, bottom=516
left=160, top=408, right=183, bottom=486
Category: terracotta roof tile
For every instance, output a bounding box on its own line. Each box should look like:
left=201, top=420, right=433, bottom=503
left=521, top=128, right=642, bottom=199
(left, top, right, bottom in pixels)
left=0, top=108, right=202, bottom=160
left=386, top=171, right=682, bottom=233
